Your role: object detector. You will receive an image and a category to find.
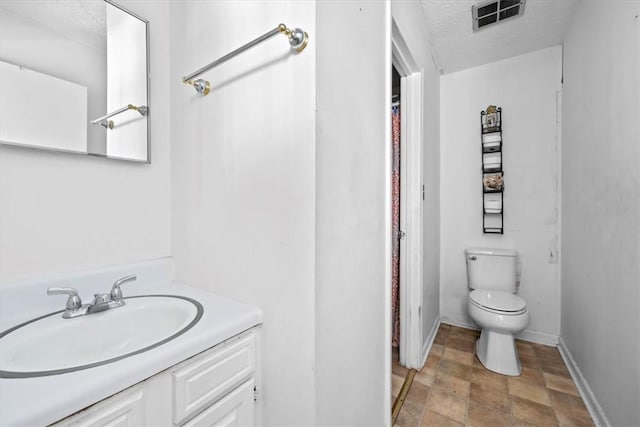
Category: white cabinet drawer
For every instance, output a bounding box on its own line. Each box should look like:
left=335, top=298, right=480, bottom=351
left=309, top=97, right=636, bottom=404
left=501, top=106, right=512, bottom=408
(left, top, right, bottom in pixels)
left=54, top=389, right=145, bottom=427
left=182, top=379, right=254, bottom=427
left=173, top=331, right=255, bottom=424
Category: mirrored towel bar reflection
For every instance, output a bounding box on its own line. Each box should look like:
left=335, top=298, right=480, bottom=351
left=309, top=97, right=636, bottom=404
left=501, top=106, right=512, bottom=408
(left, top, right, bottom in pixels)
left=91, top=104, right=148, bottom=130
left=182, top=23, right=309, bottom=96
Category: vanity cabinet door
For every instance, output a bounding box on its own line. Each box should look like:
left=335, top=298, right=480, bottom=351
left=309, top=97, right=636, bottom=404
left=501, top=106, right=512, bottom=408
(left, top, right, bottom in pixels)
left=51, top=328, right=258, bottom=427
left=172, top=331, right=256, bottom=425
left=182, top=379, right=255, bottom=427
left=54, top=389, right=145, bottom=427
left=52, top=372, right=171, bottom=427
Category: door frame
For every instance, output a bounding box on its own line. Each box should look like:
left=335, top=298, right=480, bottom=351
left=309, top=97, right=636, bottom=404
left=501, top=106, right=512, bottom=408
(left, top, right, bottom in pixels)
left=392, top=20, right=424, bottom=370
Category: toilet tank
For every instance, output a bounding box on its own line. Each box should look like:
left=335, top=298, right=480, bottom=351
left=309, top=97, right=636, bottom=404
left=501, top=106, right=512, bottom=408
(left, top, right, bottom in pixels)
left=465, top=247, right=517, bottom=292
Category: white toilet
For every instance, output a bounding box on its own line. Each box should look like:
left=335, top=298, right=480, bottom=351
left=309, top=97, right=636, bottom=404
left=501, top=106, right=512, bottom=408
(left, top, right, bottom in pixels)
left=466, top=247, right=529, bottom=376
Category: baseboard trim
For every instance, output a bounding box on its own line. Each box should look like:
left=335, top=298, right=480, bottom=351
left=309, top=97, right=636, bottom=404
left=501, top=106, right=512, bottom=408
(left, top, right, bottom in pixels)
left=439, top=318, right=558, bottom=346
left=420, top=317, right=441, bottom=369
left=557, top=337, right=610, bottom=427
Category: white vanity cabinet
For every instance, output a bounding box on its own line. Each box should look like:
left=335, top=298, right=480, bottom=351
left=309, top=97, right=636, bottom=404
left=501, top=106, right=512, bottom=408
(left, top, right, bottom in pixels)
left=54, top=329, right=258, bottom=427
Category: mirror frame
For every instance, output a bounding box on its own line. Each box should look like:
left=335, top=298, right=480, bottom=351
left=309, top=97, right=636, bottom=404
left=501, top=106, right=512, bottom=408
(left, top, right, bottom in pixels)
left=104, top=0, right=151, bottom=163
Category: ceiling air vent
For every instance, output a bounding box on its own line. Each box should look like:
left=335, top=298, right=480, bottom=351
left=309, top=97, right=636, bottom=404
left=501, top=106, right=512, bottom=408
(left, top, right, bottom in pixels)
left=472, top=0, right=526, bottom=32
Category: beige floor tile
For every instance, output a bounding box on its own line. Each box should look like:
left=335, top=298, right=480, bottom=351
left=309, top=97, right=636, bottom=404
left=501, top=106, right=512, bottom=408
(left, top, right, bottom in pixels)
left=442, top=347, right=474, bottom=366
left=438, top=359, right=472, bottom=381
left=434, top=329, right=449, bottom=345
left=425, top=353, right=441, bottom=370
left=519, top=353, right=540, bottom=370
left=399, top=326, right=592, bottom=427
left=472, top=356, right=487, bottom=371
left=510, top=417, right=549, bottom=427
left=471, top=366, right=508, bottom=393
left=394, top=361, right=410, bottom=377
left=510, top=366, right=545, bottom=386
left=539, top=357, right=572, bottom=378
left=430, top=343, right=445, bottom=357
left=467, top=401, right=511, bottom=427
left=433, top=372, right=470, bottom=398
left=420, top=410, right=464, bottom=427
left=425, top=389, right=468, bottom=424
left=516, top=340, right=537, bottom=357
left=449, top=324, right=478, bottom=334
left=434, top=335, right=447, bottom=346
left=394, top=401, right=424, bottom=427
left=511, top=395, right=559, bottom=426
left=548, top=389, right=594, bottom=427
left=449, top=326, right=480, bottom=338
left=406, top=381, right=431, bottom=406
left=414, top=368, right=436, bottom=387
left=393, top=374, right=405, bottom=398
left=448, top=332, right=478, bottom=345
left=509, top=378, right=552, bottom=406
left=446, top=336, right=476, bottom=353
left=469, top=381, right=510, bottom=413
left=532, top=343, right=563, bottom=361
left=543, top=372, right=579, bottom=397
left=395, top=400, right=425, bottom=427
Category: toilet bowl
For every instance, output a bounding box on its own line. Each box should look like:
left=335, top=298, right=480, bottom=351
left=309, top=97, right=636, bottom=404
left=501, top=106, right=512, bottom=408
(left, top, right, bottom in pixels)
left=465, top=248, right=529, bottom=376
left=468, top=289, right=529, bottom=376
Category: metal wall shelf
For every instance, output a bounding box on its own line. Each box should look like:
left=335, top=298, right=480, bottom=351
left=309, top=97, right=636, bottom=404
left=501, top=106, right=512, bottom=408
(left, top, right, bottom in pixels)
left=480, top=107, right=503, bottom=234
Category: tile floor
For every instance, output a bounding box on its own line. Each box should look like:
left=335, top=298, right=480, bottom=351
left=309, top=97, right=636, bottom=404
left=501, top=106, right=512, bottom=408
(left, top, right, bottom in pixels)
left=392, top=324, right=594, bottom=427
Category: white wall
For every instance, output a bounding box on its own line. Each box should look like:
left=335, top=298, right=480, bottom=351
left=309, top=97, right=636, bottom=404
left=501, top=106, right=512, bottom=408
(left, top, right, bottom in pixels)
left=315, top=1, right=390, bottom=424
left=440, top=46, right=562, bottom=343
left=561, top=1, right=640, bottom=425
left=391, top=0, right=441, bottom=360
left=0, top=1, right=171, bottom=283
left=169, top=2, right=316, bottom=425
left=171, top=1, right=414, bottom=424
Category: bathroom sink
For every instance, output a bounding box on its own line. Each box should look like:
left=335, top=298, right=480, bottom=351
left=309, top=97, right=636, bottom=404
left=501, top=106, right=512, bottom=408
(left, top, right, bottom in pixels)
left=0, top=295, right=203, bottom=378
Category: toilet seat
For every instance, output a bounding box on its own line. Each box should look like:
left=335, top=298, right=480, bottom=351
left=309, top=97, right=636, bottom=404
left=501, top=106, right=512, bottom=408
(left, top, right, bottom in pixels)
left=469, top=289, right=527, bottom=315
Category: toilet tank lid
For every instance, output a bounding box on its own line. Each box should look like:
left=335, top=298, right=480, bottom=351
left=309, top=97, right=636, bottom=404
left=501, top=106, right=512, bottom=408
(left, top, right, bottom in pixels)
left=465, top=247, right=517, bottom=257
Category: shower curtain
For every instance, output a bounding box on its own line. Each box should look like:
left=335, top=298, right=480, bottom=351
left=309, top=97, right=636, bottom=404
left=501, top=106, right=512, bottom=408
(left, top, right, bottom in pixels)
left=391, top=104, right=401, bottom=347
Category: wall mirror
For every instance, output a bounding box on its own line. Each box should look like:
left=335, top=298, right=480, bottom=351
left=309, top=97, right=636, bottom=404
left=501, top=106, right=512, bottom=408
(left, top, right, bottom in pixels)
left=0, top=0, right=150, bottom=163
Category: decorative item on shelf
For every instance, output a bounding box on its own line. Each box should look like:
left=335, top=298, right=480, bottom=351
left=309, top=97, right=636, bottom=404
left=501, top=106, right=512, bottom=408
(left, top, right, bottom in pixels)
left=483, top=173, right=503, bottom=192
left=482, top=105, right=501, bottom=133
left=480, top=105, right=503, bottom=234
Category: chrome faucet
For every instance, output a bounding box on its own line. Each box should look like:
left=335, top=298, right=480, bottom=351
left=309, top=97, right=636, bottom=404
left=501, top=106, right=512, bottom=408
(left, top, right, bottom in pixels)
left=47, top=274, right=137, bottom=318
left=46, top=287, right=84, bottom=318
left=110, top=274, right=136, bottom=302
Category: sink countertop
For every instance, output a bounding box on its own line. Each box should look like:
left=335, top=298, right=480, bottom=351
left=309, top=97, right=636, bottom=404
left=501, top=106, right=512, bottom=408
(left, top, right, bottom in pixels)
left=0, top=281, right=262, bottom=427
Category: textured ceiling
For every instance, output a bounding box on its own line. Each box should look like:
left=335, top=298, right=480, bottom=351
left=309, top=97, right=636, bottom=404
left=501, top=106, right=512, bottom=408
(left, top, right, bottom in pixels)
left=419, top=0, right=580, bottom=74
left=0, top=0, right=107, bottom=51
